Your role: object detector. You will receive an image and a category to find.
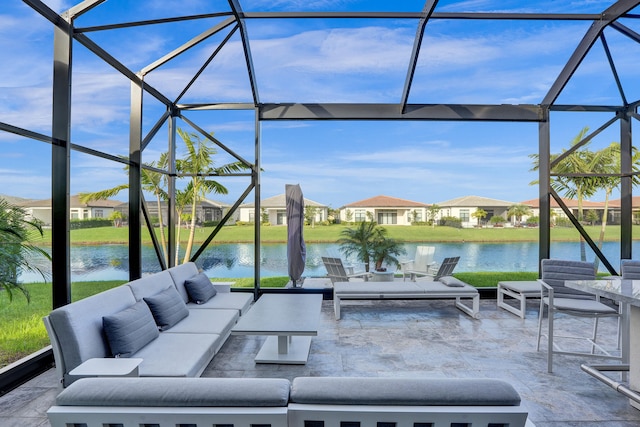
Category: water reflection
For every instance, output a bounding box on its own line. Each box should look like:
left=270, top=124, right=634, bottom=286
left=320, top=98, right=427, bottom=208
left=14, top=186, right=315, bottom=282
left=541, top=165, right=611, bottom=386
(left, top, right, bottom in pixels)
left=19, top=241, right=638, bottom=282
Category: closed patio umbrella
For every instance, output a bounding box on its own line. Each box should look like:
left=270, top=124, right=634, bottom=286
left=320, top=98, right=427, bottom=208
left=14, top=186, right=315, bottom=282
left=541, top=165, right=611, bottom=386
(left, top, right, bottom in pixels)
left=286, top=184, right=306, bottom=287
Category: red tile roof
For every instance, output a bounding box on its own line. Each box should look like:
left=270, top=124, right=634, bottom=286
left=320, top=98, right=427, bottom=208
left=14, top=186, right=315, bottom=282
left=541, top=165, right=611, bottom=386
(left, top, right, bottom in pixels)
left=521, top=197, right=605, bottom=209
left=343, top=195, right=428, bottom=208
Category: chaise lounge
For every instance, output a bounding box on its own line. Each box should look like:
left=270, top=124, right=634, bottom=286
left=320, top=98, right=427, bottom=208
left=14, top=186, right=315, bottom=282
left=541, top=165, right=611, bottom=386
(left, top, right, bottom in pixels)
left=333, top=274, right=479, bottom=319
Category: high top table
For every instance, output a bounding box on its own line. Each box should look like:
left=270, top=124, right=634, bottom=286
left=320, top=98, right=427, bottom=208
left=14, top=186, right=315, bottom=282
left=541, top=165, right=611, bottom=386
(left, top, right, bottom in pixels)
left=566, top=279, right=640, bottom=409
left=231, top=293, right=323, bottom=364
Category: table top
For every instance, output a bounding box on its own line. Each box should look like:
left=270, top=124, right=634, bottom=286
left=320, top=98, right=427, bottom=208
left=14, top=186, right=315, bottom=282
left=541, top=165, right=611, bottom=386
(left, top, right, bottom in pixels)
left=232, top=293, right=323, bottom=336
left=566, top=279, right=640, bottom=307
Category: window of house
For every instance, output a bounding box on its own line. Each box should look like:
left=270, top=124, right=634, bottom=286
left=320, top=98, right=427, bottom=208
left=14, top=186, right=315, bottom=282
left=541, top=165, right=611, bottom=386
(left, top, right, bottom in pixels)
left=248, top=212, right=255, bottom=223
left=94, top=209, right=103, bottom=218
left=460, top=209, right=470, bottom=222
left=354, top=209, right=366, bottom=222
left=378, top=210, right=397, bottom=225
left=277, top=211, right=286, bottom=225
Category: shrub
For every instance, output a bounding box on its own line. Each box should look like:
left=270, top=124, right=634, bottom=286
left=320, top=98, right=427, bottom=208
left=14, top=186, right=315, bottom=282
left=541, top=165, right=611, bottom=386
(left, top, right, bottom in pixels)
left=440, top=216, right=462, bottom=228
left=70, top=218, right=113, bottom=230
left=526, top=216, right=539, bottom=226
left=202, top=220, right=220, bottom=227
left=490, top=216, right=506, bottom=225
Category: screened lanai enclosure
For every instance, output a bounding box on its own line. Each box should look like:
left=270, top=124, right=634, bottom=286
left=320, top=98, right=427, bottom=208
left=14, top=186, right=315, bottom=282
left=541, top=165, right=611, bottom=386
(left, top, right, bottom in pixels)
left=5, top=1, right=640, bottom=312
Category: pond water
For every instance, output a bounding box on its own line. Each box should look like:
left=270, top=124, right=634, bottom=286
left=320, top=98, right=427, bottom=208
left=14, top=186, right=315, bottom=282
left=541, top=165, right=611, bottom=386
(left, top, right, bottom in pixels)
left=20, top=241, right=640, bottom=282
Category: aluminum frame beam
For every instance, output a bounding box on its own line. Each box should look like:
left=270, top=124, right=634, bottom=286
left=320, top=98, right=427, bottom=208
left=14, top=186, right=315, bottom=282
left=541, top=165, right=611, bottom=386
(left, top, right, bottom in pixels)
left=400, top=0, right=438, bottom=112
left=228, top=0, right=260, bottom=105
left=50, top=13, right=73, bottom=309
left=542, top=0, right=640, bottom=107
left=259, top=103, right=543, bottom=121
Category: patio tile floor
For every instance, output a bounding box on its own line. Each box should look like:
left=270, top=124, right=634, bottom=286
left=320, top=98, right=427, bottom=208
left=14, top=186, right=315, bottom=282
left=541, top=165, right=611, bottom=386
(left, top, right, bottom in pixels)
left=3, top=298, right=640, bottom=426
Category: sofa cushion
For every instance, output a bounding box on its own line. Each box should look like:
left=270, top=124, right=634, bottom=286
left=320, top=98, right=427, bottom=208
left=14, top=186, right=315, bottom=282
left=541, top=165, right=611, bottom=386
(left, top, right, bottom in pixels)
left=47, top=286, right=137, bottom=371
left=184, top=272, right=217, bottom=304
left=103, top=301, right=159, bottom=358
left=127, top=270, right=176, bottom=301
left=290, top=377, right=521, bottom=406
left=134, top=333, right=221, bottom=377
left=186, top=292, right=253, bottom=315
left=438, top=276, right=466, bottom=287
left=143, top=286, right=189, bottom=331
left=163, top=308, right=238, bottom=336
left=56, top=377, right=291, bottom=407
left=167, top=262, right=200, bottom=303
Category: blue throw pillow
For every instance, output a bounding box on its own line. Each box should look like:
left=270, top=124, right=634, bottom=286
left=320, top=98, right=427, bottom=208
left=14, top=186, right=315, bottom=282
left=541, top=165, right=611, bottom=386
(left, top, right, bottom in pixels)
left=184, top=272, right=217, bottom=304
left=103, top=301, right=159, bottom=358
left=143, top=286, right=189, bottom=331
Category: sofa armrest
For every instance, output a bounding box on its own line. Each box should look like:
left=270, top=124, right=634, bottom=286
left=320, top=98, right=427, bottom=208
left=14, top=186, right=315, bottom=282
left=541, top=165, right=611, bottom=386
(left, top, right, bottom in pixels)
left=212, top=282, right=234, bottom=293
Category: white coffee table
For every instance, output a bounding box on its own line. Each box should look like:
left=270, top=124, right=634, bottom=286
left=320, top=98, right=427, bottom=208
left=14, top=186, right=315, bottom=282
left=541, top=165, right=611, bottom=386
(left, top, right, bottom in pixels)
left=231, top=294, right=323, bottom=364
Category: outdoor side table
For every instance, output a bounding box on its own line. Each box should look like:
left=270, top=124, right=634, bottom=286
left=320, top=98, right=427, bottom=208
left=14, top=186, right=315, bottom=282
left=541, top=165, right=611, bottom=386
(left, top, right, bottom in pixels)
left=69, top=357, right=143, bottom=379
left=497, top=280, right=541, bottom=318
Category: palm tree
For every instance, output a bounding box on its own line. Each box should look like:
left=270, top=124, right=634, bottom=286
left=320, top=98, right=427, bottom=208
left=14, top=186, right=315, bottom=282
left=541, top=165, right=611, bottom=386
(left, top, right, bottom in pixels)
left=531, top=127, right=598, bottom=261
left=176, top=128, right=250, bottom=263
left=0, top=198, right=51, bottom=302
left=590, top=142, right=640, bottom=270
left=507, top=204, right=533, bottom=226
left=337, top=221, right=378, bottom=272
left=370, top=228, right=406, bottom=271
left=79, top=155, right=170, bottom=263
left=471, top=208, right=487, bottom=226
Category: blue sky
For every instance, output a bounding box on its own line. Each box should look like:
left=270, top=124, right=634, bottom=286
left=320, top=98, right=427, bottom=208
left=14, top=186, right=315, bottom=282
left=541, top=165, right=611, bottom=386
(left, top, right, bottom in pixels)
left=2, top=0, right=637, bottom=209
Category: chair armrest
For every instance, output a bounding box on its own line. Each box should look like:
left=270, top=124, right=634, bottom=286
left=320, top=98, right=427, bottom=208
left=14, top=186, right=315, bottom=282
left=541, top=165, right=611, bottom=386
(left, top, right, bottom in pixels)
left=400, top=260, right=414, bottom=270
left=537, top=279, right=553, bottom=304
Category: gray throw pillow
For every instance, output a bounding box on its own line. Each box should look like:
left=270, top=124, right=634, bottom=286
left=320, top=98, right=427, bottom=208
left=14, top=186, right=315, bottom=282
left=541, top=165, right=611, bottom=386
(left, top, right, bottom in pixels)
left=438, top=276, right=466, bottom=287
left=143, top=286, right=189, bottom=331
left=184, top=272, right=217, bottom=304
left=103, top=301, right=159, bottom=357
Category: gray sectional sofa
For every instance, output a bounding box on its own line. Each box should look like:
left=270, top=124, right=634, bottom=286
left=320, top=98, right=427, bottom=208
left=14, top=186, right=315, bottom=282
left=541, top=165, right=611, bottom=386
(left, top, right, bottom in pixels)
left=47, top=376, right=534, bottom=427
left=43, top=262, right=253, bottom=388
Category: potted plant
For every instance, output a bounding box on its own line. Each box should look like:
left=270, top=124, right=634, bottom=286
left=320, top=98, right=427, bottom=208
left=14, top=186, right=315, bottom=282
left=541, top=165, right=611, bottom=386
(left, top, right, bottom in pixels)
left=371, top=231, right=406, bottom=272
left=337, top=221, right=406, bottom=272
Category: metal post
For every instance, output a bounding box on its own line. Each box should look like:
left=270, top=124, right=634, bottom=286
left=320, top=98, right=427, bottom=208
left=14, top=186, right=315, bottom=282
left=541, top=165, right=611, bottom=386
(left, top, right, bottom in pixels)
left=620, top=110, right=633, bottom=260
left=51, top=14, right=72, bottom=308
left=538, top=111, right=551, bottom=271
left=129, top=79, right=143, bottom=280
left=167, top=112, right=177, bottom=267
left=253, top=109, right=261, bottom=301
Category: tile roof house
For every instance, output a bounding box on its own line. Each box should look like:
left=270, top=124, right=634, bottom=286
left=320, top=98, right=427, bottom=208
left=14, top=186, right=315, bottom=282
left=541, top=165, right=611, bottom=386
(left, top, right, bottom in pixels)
left=437, top=195, right=519, bottom=227
left=15, top=195, right=123, bottom=226
left=340, top=195, right=429, bottom=225
left=522, top=197, right=607, bottom=224
left=238, top=193, right=328, bottom=225
left=143, top=198, right=232, bottom=225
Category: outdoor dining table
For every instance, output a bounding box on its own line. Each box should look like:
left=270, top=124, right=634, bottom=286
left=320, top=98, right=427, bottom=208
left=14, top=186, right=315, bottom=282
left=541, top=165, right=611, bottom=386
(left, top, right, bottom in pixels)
left=566, top=279, right=640, bottom=409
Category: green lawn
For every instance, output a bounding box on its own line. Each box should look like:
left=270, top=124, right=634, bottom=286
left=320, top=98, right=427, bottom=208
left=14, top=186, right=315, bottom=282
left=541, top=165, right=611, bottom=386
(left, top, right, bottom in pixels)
left=36, top=223, right=636, bottom=245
